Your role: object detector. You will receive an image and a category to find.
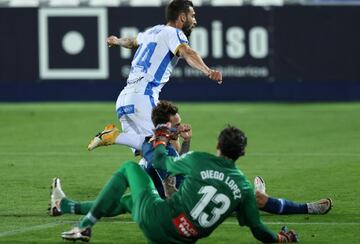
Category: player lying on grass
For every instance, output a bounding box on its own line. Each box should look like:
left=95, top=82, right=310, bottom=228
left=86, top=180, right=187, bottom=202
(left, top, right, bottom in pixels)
left=60, top=125, right=299, bottom=243
left=50, top=101, right=332, bottom=217
left=254, top=176, right=332, bottom=215
left=50, top=176, right=332, bottom=218
left=87, top=99, right=332, bottom=215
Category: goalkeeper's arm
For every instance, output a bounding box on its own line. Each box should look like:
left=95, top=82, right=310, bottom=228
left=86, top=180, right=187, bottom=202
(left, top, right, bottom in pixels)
left=152, top=124, right=192, bottom=175
left=238, top=189, right=298, bottom=243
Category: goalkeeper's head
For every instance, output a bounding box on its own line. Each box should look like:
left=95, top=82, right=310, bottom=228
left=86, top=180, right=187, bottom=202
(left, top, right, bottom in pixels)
left=217, top=125, right=247, bottom=161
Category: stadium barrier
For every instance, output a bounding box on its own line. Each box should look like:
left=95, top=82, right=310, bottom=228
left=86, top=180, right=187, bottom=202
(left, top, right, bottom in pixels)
left=0, top=6, right=359, bottom=101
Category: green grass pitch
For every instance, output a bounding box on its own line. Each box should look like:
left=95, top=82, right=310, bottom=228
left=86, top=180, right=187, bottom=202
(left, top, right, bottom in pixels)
left=0, top=102, right=359, bottom=243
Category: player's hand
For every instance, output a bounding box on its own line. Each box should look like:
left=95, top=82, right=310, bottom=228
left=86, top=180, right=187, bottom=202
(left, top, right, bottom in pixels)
left=107, top=35, right=120, bottom=47
left=162, top=176, right=178, bottom=198
left=177, top=124, right=192, bottom=142
left=153, top=123, right=178, bottom=147
left=208, top=69, right=223, bottom=84
left=278, top=226, right=299, bottom=243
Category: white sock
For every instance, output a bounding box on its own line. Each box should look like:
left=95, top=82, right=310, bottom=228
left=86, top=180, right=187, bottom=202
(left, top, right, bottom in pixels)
left=115, top=132, right=146, bottom=151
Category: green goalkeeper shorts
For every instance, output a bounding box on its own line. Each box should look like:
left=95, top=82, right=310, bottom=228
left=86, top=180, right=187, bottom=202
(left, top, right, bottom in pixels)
left=133, top=187, right=194, bottom=244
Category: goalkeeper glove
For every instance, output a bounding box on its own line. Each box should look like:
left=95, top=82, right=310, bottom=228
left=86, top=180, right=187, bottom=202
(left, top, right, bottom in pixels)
left=153, top=123, right=177, bottom=147
left=278, top=226, right=299, bottom=243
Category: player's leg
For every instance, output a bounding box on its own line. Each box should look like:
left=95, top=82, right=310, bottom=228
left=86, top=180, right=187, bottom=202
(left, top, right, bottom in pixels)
left=87, top=92, right=138, bottom=151
left=254, top=176, right=333, bottom=215
left=78, top=161, right=152, bottom=227
left=49, top=178, right=132, bottom=217
left=115, top=94, right=156, bottom=155
left=61, top=161, right=157, bottom=241
left=257, top=192, right=332, bottom=215
left=87, top=93, right=155, bottom=151
left=56, top=197, right=132, bottom=216
left=256, top=191, right=308, bottom=214
left=115, top=93, right=156, bottom=141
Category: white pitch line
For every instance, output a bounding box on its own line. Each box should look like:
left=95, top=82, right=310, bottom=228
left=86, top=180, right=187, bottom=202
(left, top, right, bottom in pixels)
left=108, top=221, right=360, bottom=226
left=248, top=153, right=360, bottom=157
left=1, top=221, right=359, bottom=238
left=226, top=222, right=360, bottom=226
left=0, top=152, right=104, bottom=156
left=0, top=221, right=71, bottom=238
left=1, top=152, right=360, bottom=157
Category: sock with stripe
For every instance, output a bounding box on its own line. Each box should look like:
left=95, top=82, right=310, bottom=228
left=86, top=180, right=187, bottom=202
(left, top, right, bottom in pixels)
left=261, top=197, right=308, bottom=215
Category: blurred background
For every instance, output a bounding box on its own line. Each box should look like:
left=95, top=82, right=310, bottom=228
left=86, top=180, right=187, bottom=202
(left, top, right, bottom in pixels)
left=1, top=2, right=360, bottom=243
left=0, top=0, right=360, bottom=102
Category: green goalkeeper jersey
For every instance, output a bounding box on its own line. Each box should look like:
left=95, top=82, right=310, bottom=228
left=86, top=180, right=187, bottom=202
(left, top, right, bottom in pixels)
left=151, top=145, right=278, bottom=243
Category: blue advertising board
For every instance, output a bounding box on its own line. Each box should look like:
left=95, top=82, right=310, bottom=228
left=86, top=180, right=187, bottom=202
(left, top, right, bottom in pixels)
left=0, top=6, right=359, bottom=101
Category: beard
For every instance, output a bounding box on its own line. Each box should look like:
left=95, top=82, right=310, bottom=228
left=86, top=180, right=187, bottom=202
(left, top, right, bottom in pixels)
left=182, top=21, right=193, bottom=38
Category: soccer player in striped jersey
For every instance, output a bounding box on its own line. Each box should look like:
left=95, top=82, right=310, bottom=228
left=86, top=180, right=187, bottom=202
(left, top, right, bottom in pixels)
left=87, top=0, right=222, bottom=152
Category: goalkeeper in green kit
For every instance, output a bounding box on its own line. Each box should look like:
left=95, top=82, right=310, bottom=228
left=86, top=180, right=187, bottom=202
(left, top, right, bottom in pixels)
left=61, top=125, right=298, bottom=243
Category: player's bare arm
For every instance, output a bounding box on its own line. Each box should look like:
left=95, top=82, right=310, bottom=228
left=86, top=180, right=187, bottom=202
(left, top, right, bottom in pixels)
left=178, top=124, right=192, bottom=155
left=177, top=44, right=223, bottom=84
left=169, top=123, right=192, bottom=154
left=107, top=35, right=138, bottom=49
left=162, top=176, right=177, bottom=197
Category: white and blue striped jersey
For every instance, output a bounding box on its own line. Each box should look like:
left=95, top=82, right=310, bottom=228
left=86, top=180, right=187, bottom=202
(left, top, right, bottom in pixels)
left=120, top=25, right=189, bottom=101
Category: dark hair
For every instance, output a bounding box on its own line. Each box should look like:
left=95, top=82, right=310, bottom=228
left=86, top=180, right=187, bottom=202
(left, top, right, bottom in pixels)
left=151, top=100, right=179, bottom=126
left=165, top=0, right=194, bottom=22
left=218, top=125, right=247, bottom=161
